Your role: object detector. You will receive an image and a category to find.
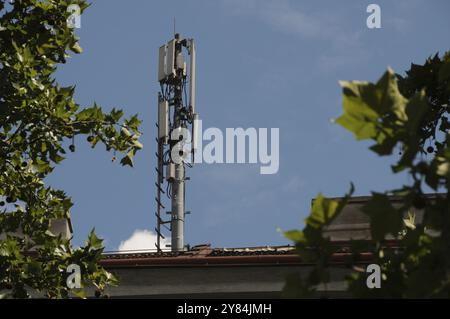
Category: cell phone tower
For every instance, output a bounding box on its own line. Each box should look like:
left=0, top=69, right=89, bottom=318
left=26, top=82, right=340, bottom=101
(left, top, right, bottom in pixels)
left=154, top=33, right=198, bottom=252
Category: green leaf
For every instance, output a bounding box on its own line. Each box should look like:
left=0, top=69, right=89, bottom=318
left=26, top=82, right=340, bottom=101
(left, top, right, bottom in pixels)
left=284, top=230, right=305, bottom=242
left=125, top=114, right=142, bottom=133
left=87, top=229, right=103, bottom=250
left=132, top=140, right=143, bottom=149
left=72, top=289, right=87, bottom=299
left=109, top=108, right=124, bottom=122
left=71, top=42, right=83, bottom=54
left=76, top=108, right=94, bottom=121
left=403, top=211, right=416, bottom=230
left=438, top=57, right=450, bottom=82
left=306, top=194, right=339, bottom=229
left=120, top=127, right=132, bottom=138
left=336, top=69, right=411, bottom=157
left=120, top=150, right=134, bottom=167
left=335, top=94, right=379, bottom=140
left=362, top=193, right=403, bottom=241
left=405, top=90, right=428, bottom=132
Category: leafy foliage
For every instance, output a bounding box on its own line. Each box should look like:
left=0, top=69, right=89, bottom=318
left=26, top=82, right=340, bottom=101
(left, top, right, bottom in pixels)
left=0, top=0, right=142, bottom=298
left=284, top=187, right=353, bottom=297
left=285, top=52, right=450, bottom=298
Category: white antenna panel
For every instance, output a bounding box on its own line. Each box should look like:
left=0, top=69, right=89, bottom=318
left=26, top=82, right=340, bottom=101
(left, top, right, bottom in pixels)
left=158, top=99, right=169, bottom=144
left=166, top=39, right=176, bottom=78
left=158, top=45, right=167, bottom=82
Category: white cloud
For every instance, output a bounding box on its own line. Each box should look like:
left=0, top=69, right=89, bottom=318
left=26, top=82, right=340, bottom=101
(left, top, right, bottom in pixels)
left=118, top=229, right=170, bottom=252
left=222, top=0, right=332, bottom=38
left=282, top=176, right=306, bottom=193
left=221, top=0, right=370, bottom=72
left=258, top=1, right=323, bottom=37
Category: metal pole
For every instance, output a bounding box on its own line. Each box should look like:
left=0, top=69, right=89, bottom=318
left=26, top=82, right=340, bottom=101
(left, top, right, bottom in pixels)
left=171, top=34, right=185, bottom=252
left=171, top=160, right=184, bottom=251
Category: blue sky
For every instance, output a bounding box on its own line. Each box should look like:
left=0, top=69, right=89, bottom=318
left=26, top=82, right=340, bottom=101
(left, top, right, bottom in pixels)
left=49, top=0, right=450, bottom=250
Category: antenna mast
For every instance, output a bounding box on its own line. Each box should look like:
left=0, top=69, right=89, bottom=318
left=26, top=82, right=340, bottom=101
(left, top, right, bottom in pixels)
left=155, top=33, right=198, bottom=252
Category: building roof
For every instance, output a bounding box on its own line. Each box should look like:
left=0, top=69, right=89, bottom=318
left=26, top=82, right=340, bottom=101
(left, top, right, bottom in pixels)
left=99, top=242, right=386, bottom=268
left=100, top=194, right=424, bottom=269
